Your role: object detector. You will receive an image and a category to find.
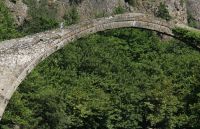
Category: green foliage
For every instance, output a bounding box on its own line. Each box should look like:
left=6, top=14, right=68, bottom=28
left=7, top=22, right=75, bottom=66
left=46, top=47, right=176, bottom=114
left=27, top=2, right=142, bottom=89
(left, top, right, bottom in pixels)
left=19, top=16, right=59, bottom=35
left=125, top=0, right=136, bottom=7
left=172, top=27, right=200, bottom=46
left=0, top=91, right=36, bottom=129
left=113, top=6, right=126, bottom=15
left=19, top=0, right=59, bottom=34
left=156, top=3, right=171, bottom=21
left=0, top=1, right=21, bottom=41
left=69, top=0, right=84, bottom=5
left=1, top=28, right=200, bottom=129
left=19, top=0, right=80, bottom=34
left=64, top=6, right=79, bottom=26
left=95, top=11, right=107, bottom=18
left=187, top=13, right=199, bottom=28
left=180, top=0, right=185, bottom=7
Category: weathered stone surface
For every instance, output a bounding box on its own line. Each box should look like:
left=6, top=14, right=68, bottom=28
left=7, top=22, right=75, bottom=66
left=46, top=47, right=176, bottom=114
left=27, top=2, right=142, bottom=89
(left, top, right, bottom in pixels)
left=187, top=0, right=200, bottom=28
left=4, top=0, right=190, bottom=27
left=0, top=13, right=198, bottom=120
left=127, top=0, right=188, bottom=24
left=4, top=0, right=28, bottom=26
left=77, top=0, right=125, bottom=19
left=187, top=0, right=200, bottom=21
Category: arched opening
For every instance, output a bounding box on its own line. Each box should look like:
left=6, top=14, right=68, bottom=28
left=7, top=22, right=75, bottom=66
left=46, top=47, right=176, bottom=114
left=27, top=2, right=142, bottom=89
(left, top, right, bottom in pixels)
left=1, top=28, right=200, bottom=129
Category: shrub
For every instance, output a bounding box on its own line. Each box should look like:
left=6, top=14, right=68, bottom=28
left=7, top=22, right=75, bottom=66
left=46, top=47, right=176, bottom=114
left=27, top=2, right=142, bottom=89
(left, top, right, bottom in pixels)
left=19, top=16, right=59, bottom=34
left=0, top=1, right=21, bottom=41
left=69, top=0, right=84, bottom=5
left=125, top=0, right=136, bottom=7
left=21, top=0, right=59, bottom=34
left=113, top=6, right=126, bottom=15
left=156, top=3, right=171, bottom=21
left=64, top=6, right=79, bottom=26
left=187, top=13, right=198, bottom=28
left=172, top=27, right=200, bottom=46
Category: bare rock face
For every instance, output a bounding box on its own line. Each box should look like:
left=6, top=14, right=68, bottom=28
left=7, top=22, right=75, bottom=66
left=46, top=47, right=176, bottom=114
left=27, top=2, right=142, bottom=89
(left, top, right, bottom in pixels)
left=165, top=0, right=187, bottom=24
left=49, top=0, right=125, bottom=20
left=77, top=0, right=125, bottom=19
left=128, top=0, right=188, bottom=24
left=187, top=0, right=200, bottom=21
left=4, top=0, right=28, bottom=26
left=4, top=0, right=199, bottom=28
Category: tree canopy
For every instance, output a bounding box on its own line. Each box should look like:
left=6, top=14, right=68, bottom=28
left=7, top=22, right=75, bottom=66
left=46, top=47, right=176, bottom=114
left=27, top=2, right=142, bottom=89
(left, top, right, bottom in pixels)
left=0, top=28, right=200, bottom=129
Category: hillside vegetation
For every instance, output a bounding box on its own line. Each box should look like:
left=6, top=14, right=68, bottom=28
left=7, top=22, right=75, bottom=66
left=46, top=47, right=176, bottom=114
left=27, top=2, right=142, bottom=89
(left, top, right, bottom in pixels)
left=0, top=1, right=21, bottom=41
left=0, top=1, right=200, bottom=129
left=1, top=28, right=200, bottom=129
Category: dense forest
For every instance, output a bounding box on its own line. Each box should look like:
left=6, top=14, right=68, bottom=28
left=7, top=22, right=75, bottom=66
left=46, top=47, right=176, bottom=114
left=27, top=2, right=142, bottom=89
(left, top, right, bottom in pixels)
left=0, top=28, right=200, bottom=129
left=0, top=1, right=200, bottom=129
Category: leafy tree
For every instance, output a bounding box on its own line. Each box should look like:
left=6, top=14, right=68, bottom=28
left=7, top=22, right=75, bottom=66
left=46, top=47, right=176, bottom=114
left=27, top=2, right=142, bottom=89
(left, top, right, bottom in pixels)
left=1, top=28, right=200, bottom=129
left=172, top=27, right=200, bottom=46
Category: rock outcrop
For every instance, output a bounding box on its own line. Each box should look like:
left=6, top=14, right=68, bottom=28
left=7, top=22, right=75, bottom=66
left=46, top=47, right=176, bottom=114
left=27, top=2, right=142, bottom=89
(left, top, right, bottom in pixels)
left=4, top=0, right=28, bottom=26
left=3, top=0, right=194, bottom=27
left=77, top=0, right=125, bottom=19
left=2, top=0, right=200, bottom=28
left=187, top=0, right=200, bottom=28
left=128, top=0, right=188, bottom=24
left=187, top=0, right=200, bottom=21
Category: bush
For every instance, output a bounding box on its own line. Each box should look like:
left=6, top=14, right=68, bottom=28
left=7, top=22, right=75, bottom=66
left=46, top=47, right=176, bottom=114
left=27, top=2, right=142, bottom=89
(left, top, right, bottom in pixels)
left=21, top=0, right=59, bottom=34
left=172, top=27, right=200, bottom=46
left=19, top=16, right=59, bottom=35
left=0, top=1, right=21, bottom=41
left=69, top=0, right=84, bottom=5
left=64, top=6, right=79, bottom=26
left=125, top=0, right=136, bottom=7
left=187, top=13, right=198, bottom=28
left=113, top=6, right=126, bottom=15
left=1, top=28, right=200, bottom=129
left=156, top=3, right=171, bottom=21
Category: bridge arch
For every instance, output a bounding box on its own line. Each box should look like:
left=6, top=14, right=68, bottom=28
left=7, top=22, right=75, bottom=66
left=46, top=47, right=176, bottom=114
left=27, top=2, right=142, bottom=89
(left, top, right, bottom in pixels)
left=0, top=13, right=189, bottom=119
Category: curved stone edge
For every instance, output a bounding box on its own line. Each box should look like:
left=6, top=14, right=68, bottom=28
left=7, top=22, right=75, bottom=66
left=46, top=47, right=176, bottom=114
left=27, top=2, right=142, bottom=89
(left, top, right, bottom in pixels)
left=0, top=13, right=176, bottom=120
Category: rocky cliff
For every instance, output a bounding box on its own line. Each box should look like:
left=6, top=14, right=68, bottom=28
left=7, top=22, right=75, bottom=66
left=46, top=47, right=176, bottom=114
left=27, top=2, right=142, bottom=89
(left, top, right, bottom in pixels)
left=187, top=0, right=200, bottom=21
left=187, top=0, right=200, bottom=28
left=3, top=0, right=200, bottom=28
left=129, top=0, right=188, bottom=24
left=4, top=0, right=28, bottom=26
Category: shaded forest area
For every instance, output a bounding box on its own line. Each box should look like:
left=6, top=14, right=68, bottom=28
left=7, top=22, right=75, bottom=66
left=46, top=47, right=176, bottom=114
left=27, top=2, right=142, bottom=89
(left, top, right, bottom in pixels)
left=0, top=1, right=200, bottom=129
left=1, top=28, right=200, bottom=129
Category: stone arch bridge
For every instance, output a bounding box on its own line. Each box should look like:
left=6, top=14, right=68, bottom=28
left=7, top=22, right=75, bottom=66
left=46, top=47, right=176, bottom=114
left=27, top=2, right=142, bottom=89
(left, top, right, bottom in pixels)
left=0, top=13, right=198, bottom=120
